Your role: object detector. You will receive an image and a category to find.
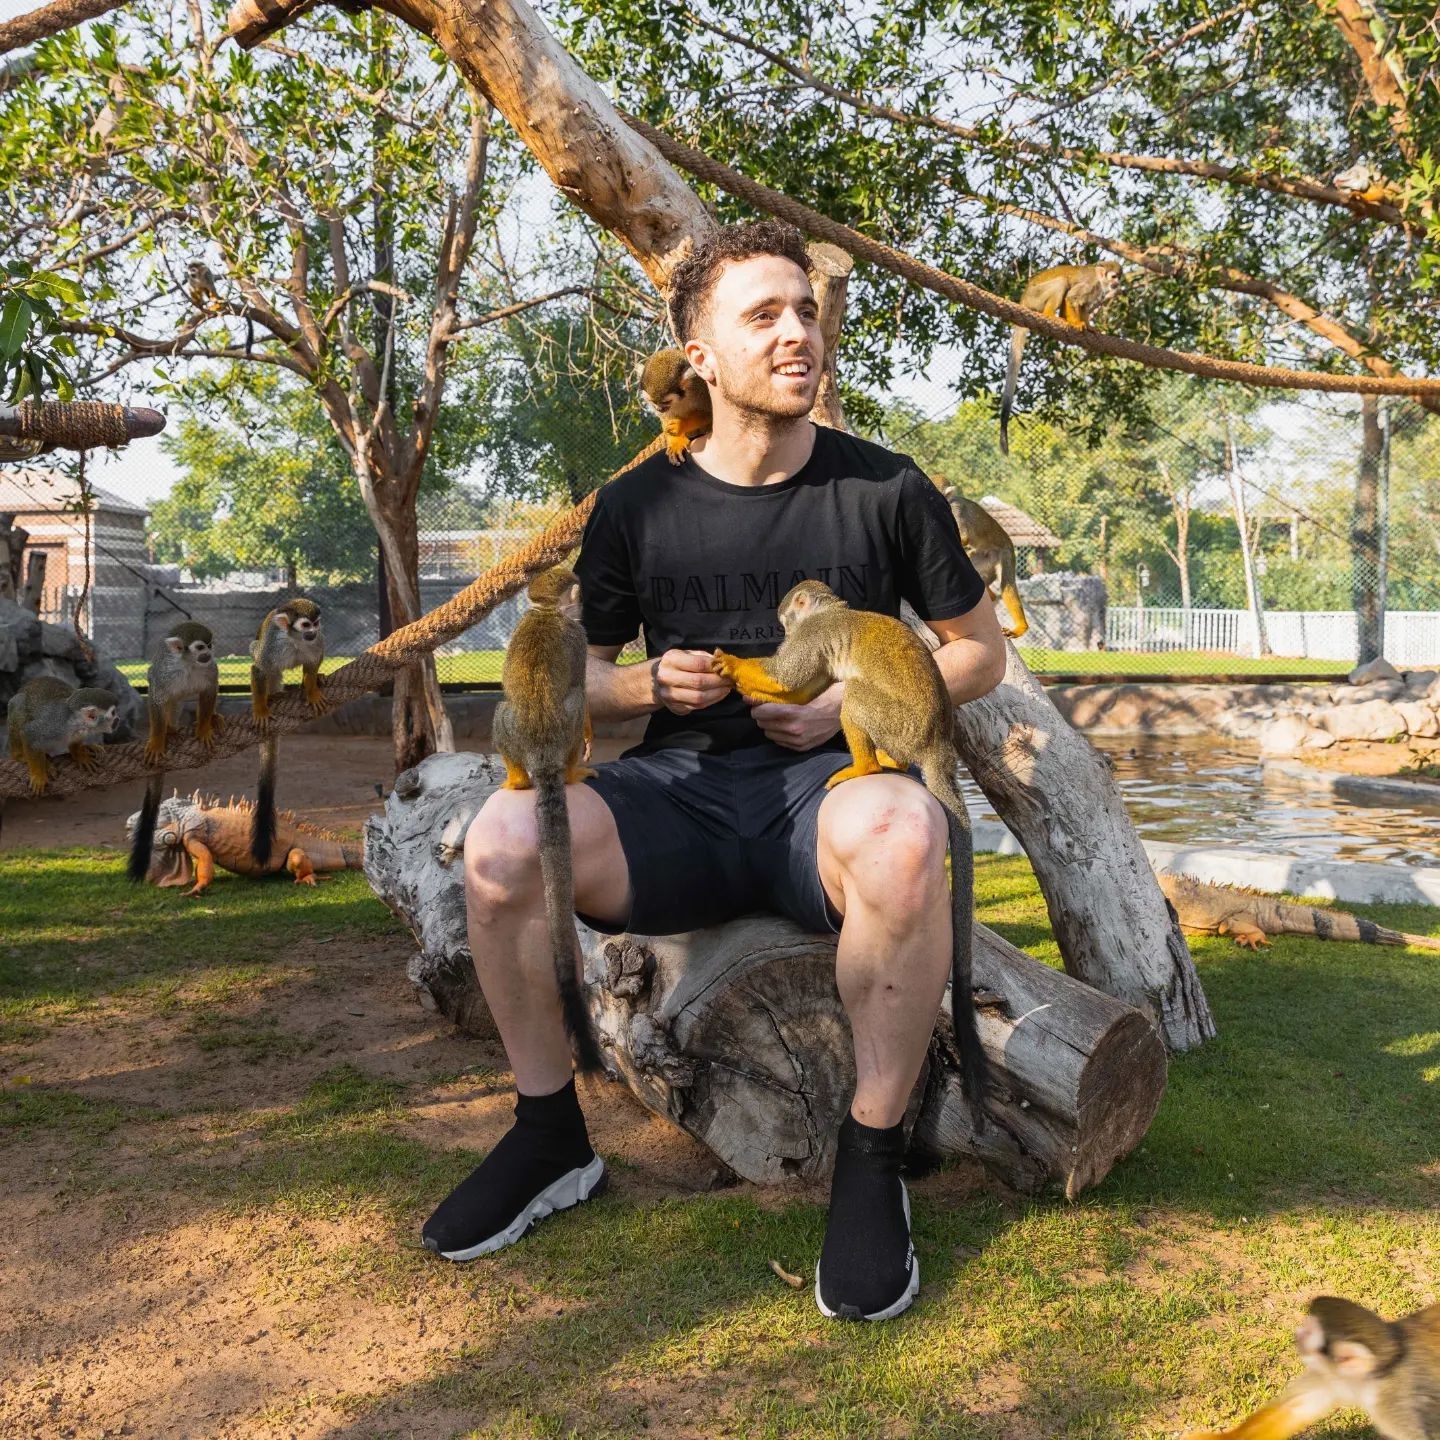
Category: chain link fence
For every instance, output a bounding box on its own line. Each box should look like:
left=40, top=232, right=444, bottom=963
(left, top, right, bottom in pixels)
left=9, top=383, right=1437, bottom=690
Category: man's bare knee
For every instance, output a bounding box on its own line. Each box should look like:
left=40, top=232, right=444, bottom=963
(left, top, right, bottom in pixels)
left=821, top=780, right=949, bottom=912
left=464, top=790, right=543, bottom=916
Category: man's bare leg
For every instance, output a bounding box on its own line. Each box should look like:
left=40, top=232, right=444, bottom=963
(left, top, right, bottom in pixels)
left=812, top=772, right=954, bottom=1321
left=462, top=784, right=632, bottom=1095
left=421, top=784, right=631, bottom=1262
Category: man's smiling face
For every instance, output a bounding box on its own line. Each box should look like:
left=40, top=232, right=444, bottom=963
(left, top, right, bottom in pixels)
left=686, top=254, right=824, bottom=421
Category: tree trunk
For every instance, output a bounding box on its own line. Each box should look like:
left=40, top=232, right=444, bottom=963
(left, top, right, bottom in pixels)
left=21, top=549, right=47, bottom=614
left=940, top=629, right=1215, bottom=1049
left=364, top=753, right=1168, bottom=1195
left=1352, top=393, right=1382, bottom=663
left=375, top=495, right=454, bottom=770
left=808, top=241, right=852, bottom=429
left=0, top=513, right=25, bottom=600
left=1224, top=413, right=1269, bottom=657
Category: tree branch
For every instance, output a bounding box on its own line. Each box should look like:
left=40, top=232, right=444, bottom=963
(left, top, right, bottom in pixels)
left=967, top=193, right=1440, bottom=416
left=1316, top=0, right=1415, bottom=162
left=0, top=0, right=127, bottom=55
left=684, top=13, right=1413, bottom=229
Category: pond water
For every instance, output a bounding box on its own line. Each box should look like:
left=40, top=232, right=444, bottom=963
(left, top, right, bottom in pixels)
left=962, top=734, right=1440, bottom=868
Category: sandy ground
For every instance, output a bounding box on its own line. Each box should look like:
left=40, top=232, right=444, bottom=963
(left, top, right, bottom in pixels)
left=0, top=736, right=635, bottom=851
left=0, top=933, right=752, bottom=1440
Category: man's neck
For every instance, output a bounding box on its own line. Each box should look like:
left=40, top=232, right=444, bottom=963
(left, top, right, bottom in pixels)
left=688, top=411, right=816, bottom=488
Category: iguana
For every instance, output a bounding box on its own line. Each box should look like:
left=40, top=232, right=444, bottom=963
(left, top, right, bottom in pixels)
left=126, top=791, right=363, bottom=897
left=1158, top=869, right=1440, bottom=951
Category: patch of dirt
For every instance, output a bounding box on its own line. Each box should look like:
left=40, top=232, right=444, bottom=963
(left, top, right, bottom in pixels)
left=0, top=931, right=732, bottom=1439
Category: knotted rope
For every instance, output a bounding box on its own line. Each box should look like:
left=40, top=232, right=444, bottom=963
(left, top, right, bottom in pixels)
left=9, top=400, right=134, bottom=449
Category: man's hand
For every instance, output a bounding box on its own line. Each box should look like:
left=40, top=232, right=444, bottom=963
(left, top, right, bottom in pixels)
left=748, top=683, right=844, bottom=751
left=653, top=649, right=734, bottom=715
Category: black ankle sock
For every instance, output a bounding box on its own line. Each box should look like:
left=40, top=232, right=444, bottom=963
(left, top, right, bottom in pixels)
left=422, top=1078, right=595, bottom=1254
left=816, top=1114, right=913, bottom=1317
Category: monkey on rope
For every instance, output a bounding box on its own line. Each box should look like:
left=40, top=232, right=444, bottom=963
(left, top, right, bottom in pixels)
left=711, top=580, right=988, bottom=1125
left=999, top=262, right=1122, bottom=456
left=6, top=678, right=118, bottom=796
left=127, top=621, right=221, bottom=883
left=492, top=566, right=602, bottom=1072
left=1183, top=1296, right=1440, bottom=1440
left=639, top=347, right=713, bottom=464
left=250, top=597, right=327, bottom=868
left=941, top=487, right=1028, bottom=640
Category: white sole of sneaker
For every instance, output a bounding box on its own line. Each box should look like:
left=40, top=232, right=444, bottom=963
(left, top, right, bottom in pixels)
left=814, top=1181, right=920, bottom=1322
left=433, top=1153, right=607, bottom=1262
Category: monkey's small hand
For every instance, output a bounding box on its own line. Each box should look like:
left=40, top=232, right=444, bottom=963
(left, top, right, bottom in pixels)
left=195, top=711, right=224, bottom=749
left=144, top=737, right=167, bottom=767
left=302, top=672, right=329, bottom=714
left=69, top=743, right=101, bottom=773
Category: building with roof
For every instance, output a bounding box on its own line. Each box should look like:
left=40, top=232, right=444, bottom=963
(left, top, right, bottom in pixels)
left=0, top=467, right=150, bottom=658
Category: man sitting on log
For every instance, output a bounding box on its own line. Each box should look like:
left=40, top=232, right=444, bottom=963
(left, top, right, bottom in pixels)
left=422, top=220, right=1007, bottom=1322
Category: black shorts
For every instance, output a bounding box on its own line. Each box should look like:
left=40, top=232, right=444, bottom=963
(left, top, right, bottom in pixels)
left=581, top=742, right=910, bottom=937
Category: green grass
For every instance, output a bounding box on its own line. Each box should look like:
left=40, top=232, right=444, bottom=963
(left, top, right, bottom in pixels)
left=1020, top=649, right=1351, bottom=677
left=115, top=651, right=507, bottom=690
left=113, top=649, right=1353, bottom=691
left=1, top=848, right=1436, bottom=1438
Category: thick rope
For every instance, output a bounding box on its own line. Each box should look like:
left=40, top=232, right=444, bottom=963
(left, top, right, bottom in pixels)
left=0, top=434, right=664, bottom=799
left=621, top=113, right=1440, bottom=400
left=13, top=400, right=132, bottom=449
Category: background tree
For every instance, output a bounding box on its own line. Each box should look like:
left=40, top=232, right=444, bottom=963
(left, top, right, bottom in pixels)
left=0, top=1, right=638, bottom=768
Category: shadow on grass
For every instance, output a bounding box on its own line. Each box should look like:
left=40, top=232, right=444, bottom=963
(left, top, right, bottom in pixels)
left=0, top=852, right=397, bottom=1011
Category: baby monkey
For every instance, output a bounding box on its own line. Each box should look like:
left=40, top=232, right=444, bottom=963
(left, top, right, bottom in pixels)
left=493, top=566, right=601, bottom=1072
left=711, top=581, right=988, bottom=1124
left=7, top=677, right=118, bottom=795
left=999, top=261, right=1122, bottom=456
left=639, top=347, right=713, bottom=464
left=1184, top=1296, right=1440, bottom=1440
left=250, top=597, right=327, bottom=867
left=128, top=621, right=221, bottom=883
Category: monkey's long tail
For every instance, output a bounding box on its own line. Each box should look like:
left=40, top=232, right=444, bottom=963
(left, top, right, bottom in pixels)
left=998, top=545, right=1029, bottom=640
left=998, top=327, right=1025, bottom=457
left=127, top=771, right=163, bottom=883
left=251, top=736, right=278, bottom=867
left=534, top=771, right=603, bottom=1073
left=925, top=763, right=988, bottom=1129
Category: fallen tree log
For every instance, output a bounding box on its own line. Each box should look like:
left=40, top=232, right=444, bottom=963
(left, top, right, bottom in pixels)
left=364, top=752, right=1167, bottom=1195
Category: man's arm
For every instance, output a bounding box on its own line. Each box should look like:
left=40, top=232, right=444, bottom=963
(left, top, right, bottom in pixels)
left=929, top=596, right=1008, bottom=705
left=586, top=644, right=733, bottom=723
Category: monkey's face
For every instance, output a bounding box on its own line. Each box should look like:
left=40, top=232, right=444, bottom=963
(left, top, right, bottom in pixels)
left=688, top=255, right=823, bottom=422
left=1095, top=266, right=1123, bottom=305
left=76, top=702, right=118, bottom=736
left=279, top=609, right=321, bottom=643
left=169, top=633, right=215, bottom=668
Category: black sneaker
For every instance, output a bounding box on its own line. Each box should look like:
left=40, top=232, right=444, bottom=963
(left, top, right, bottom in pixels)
left=422, top=1081, right=606, bottom=1262
left=423, top=1149, right=606, bottom=1261
left=814, top=1179, right=919, bottom=1321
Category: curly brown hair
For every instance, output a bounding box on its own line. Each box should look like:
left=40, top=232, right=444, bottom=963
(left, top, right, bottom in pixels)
left=666, top=220, right=812, bottom=343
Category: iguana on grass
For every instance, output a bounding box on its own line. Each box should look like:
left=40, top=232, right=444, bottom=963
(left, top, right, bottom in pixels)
left=125, top=791, right=363, bottom=897
left=1158, top=869, right=1440, bottom=952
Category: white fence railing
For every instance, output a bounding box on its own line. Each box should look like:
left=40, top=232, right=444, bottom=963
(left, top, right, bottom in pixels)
left=1106, top=607, right=1440, bottom=665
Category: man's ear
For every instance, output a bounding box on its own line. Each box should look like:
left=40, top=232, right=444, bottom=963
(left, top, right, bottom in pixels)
left=683, top=337, right=716, bottom=388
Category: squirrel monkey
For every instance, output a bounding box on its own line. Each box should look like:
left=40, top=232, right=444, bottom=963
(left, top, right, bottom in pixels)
left=6, top=678, right=118, bottom=796
left=1333, top=160, right=1399, bottom=208
left=710, top=581, right=988, bottom=1124
left=639, top=347, right=713, bottom=464
left=250, top=597, right=327, bottom=867
left=127, top=621, right=221, bottom=884
left=999, top=261, right=1122, bottom=456
left=493, top=566, right=601, bottom=1072
left=185, top=261, right=221, bottom=312
left=941, top=487, right=1028, bottom=641
left=1183, top=1296, right=1440, bottom=1440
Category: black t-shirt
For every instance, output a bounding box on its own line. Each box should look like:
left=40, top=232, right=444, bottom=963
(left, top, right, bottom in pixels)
left=576, top=423, right=988, bottom=753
